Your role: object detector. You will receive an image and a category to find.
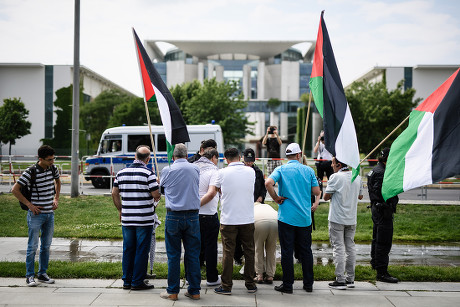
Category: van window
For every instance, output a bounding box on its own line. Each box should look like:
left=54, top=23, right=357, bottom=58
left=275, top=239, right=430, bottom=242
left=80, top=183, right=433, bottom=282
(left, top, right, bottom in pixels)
left=157, top=134, right=167, bottom=151
left=100, top=135, right=122, bottom=154
left=128, top=135, right=153, bottom=152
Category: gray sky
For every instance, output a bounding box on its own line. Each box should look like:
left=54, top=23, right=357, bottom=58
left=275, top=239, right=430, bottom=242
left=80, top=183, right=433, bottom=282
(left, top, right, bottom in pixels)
left=1, top=0, right=459, bottom=97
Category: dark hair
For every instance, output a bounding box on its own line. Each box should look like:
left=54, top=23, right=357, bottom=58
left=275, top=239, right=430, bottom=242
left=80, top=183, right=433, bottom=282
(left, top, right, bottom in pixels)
left=136, top=145, right=150, bottom=161
left=38, top=145, right=55, bottom=159
left=202, top=148, right=219, bottom=160
left=200, top=139, right=217, bottom=150
left=224, top=147, right=239, bottom=160
left=333, top=157, right=347, bottom=168
left=379, top=147, right=390, bottom=163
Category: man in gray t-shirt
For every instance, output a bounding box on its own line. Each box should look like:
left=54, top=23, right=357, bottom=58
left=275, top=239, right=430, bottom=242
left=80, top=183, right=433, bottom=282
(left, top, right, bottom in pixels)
left=324, top=157, right=363, bottom=290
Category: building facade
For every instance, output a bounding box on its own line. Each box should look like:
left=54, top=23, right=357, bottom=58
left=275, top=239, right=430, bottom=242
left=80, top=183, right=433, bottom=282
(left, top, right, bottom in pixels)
left=0, top=63, right=134, bottom=156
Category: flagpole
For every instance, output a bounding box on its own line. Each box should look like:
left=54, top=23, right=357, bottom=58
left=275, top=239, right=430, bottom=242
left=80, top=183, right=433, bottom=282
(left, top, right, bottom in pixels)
left=301, top=92, right=312, bottom=165
left=359, top=114, right=410, bottom=164
left=143, top=101, right=160, bottom=179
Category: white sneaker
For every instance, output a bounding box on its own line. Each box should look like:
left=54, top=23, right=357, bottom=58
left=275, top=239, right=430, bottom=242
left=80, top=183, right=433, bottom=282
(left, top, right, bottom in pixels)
left=26, top=276, right=37, bottom=287
left=37, top=273, right=55, bottom=284
left=206, top=275, right=221, bottom=287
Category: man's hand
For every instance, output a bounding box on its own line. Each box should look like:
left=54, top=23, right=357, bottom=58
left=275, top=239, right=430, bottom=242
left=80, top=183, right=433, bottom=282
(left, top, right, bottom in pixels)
left=266, top=126, right=271, bottom=134
left=29, top=204, right=43, bottom=215
left=256, top=196, right=263, bottom=203
left=52, top=198, right=59, bottom=210
left=273, top=195, right=287, bottom=205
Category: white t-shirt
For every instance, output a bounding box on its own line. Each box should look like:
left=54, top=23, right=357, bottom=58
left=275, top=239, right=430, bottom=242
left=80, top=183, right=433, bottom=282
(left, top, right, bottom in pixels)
left=325, top=171, right=362, bottom=225
left=195, top=157, right=219, bottom=215
left=317, top=143, right=333, bottom=161
left=216, top=161, right=255, bottom=225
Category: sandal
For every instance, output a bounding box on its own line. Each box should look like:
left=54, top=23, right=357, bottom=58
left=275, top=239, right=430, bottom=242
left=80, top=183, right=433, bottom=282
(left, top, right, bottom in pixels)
left=264, top=276, right=273, bottom=284
left=254, top=275, right=264, bottom=284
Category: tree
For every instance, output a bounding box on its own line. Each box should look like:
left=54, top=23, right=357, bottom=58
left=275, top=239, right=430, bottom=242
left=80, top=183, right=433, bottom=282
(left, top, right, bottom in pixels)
left=0, top=98, right=32, bottom=155
left=172, top=78, right=253, bottom=146
left=109, top=97, right=162, bottom=127
left=267, top=97, right=281, bottom=109
left=80, top=89, right=133, bottom=149
left=346, top=80, right=421, bottom=157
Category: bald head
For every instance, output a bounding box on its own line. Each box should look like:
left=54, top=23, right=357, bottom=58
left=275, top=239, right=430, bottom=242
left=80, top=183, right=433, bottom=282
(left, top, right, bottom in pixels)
left=135, top=145, right=151, bottom=162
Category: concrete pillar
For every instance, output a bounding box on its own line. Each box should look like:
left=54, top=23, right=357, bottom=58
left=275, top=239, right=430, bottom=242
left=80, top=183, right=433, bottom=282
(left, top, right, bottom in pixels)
left=215, top=65, right=224, bottom=82
left=280, top=112, right=288, bottom=140
left=270, top=112, right=279, bottom=129
left=243, top=64, right=252, bottom=100
left=311, top=112, right=323, bottom=157
left=257, top=62, right=265, bottom=100
left=197, top=62, right=204, bottom=84
left=208, top=63, right=214, bottom=80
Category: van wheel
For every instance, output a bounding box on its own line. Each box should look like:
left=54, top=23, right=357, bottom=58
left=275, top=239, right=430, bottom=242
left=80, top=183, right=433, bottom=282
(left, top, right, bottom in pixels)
left=91, top=171, right=110, bottom=189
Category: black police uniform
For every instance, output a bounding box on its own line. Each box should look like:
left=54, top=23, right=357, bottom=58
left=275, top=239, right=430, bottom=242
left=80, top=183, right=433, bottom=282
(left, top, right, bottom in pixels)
left=367, top=162, right=399, bottom=281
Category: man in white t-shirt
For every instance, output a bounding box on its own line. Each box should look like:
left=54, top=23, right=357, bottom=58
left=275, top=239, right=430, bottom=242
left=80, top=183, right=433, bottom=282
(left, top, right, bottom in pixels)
left=194, top=148, right=221, bottom=287
left=324, top=157, right=363, bottom=290
left=214, top=148, right=257, bottom=295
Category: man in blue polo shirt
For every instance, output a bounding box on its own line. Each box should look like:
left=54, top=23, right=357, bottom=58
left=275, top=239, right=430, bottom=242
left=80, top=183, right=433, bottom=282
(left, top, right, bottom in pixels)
left=265, top=143, right=320, bottom=294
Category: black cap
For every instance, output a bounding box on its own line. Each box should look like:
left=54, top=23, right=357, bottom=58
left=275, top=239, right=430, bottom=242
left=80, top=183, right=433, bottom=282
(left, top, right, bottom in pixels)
left=243, top=148, right=255, bottom=162
left=380, top=147, right=390, bottom=160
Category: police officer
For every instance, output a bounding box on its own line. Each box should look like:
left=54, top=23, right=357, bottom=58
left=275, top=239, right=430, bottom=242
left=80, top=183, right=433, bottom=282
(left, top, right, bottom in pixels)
left=367, top=148, right=399, bottom=283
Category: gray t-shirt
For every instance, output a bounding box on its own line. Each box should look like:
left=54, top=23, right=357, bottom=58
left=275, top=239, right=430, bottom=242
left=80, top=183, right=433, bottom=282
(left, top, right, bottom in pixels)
left=325, top=171, right=362, bottom=225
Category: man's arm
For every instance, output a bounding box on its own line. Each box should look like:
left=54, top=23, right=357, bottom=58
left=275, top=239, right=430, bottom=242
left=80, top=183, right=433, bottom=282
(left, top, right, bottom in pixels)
left=112, top=187, right=122, bottom=222
left=274, top=130, right=282, bottom=146
left=264, top=177, right=286, bottom=205
left=151, top=189, right=161, bottom=203
left=323, top=192, right=332, bottom=201
left=52, top=178, right=61, bottom=210
left=311, top=186, right=321, bottom=212
left=11, top=182, right=42, bottom=215
left=201, top=185, right=217, bottom=206
left=313, top=136, right=321, bottom=154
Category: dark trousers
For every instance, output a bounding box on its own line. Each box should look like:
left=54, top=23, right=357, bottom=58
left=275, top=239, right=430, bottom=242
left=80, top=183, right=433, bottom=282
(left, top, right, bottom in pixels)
left=370, top=204, right=394, bottom=274
left=199, top=213, right=220, bottom=282
left=316, top=160, right=333, bottom=180
left=278, top=220, right=314, bottom=289
left=220, top=223, right=256, bottom=291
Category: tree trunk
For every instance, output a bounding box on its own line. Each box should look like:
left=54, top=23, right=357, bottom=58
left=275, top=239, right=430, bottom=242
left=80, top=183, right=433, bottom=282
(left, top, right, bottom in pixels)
left=8, top=142, right=12, bottom=155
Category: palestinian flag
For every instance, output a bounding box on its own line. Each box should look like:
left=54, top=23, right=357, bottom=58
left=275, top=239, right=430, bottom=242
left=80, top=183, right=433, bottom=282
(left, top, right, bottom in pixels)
left=309, top=11, right=360, bottom=172
left=382, top=68, right=460, bottom=201
left=132, top=28, right=189, bottom=161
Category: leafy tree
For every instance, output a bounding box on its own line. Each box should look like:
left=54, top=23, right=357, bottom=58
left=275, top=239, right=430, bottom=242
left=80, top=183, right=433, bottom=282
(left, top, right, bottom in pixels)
left=172, top=78, right=253, bottom=146
left=346, top=80, right=421, bottom=157
left=109, top=97, right=162, bottom=127
left=80, top=89, right=133, bottom=148
left=0, top=98, right=32, bottom=155
left=267, top=97, right=281, bottom=109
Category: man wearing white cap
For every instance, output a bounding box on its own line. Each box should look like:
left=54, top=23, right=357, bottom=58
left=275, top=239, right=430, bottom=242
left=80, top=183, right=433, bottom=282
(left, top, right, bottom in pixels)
left=265, top=143, right=320, bottom=294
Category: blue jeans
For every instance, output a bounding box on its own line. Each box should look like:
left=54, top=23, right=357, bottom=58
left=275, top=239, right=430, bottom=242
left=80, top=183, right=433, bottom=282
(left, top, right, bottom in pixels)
left=165, top=210, right=201, bottom=295
left=122, top=226, right=153, bottom=287
left=278, top=220, right=313, bottom=289
left=26, top=211, right=54, bottom=277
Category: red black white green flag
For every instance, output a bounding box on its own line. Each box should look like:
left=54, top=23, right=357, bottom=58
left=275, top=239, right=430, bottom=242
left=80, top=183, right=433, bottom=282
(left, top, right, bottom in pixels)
left=382, top=68, right=460, bottom=200
left=309, top=11, right=360, bottom=173
left=132, top=28, right=189, bottom=161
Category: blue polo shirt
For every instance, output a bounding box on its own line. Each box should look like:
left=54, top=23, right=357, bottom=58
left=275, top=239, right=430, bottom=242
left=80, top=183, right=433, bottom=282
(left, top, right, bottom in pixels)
left=269, top=160, right=318, bottom=227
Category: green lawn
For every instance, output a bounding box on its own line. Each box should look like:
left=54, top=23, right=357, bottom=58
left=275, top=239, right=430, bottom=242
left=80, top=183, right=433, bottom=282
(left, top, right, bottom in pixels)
left=1, top=194, right=459, bottom=242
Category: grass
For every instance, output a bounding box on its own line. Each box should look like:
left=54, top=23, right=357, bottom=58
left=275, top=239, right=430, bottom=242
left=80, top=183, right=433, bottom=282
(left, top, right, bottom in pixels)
left=1, top=194, right=460, bottom=242
left=0, top=261, right=459, bottom=282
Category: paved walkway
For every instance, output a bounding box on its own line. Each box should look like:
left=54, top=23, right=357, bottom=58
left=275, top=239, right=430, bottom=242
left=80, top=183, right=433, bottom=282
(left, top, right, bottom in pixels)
left=0, top=278, right=459, bottom=306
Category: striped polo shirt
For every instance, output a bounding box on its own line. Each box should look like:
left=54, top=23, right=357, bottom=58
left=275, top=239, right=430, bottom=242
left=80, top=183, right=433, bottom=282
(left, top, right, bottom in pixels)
left=113, top=161, right=159, bottom=227
left=18, top=164, right=59, bottom=214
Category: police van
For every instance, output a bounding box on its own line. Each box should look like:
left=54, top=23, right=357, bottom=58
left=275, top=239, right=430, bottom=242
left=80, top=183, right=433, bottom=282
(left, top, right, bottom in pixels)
left=84, top=125, right=224, bottom=188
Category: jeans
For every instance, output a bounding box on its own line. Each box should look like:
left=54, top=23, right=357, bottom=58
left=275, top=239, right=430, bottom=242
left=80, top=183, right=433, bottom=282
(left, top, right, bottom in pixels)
left=199, top=213, right=220, bottom=282
left=26, top=211, right=54, bottom=277
left=122, top=226, right=152, bottom=287
left=328, top=221, right=356, bottom=283
left=165, top=211, right=201, bottom=295
left=220, top=223, right=256, bottom=291
left=278, top=220, right=313, bottom=289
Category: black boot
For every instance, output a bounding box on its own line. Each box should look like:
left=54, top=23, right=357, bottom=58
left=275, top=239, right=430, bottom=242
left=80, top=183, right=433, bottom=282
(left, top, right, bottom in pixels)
left=377, top=272, right=399, bottom=283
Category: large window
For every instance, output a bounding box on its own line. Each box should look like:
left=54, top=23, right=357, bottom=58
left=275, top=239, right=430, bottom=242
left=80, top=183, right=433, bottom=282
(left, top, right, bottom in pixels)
left=127, top=135, right=152, bottom=153
left=99, top=135, right=122, bottom=154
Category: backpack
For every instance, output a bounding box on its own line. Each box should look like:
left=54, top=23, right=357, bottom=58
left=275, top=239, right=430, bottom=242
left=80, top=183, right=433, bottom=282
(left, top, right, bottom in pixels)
left=19, top=164, right=57, bottom=210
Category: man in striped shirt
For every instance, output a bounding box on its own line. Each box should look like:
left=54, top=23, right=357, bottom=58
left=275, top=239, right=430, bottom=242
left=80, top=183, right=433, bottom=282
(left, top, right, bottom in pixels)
left=112, top=145, right=161, bottom=291
left=12, top=145, right=61, bottom=287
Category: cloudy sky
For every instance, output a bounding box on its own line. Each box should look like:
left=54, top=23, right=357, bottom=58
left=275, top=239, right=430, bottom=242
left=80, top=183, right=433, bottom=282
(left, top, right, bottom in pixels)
left=1, top=0, right=459, bottom=96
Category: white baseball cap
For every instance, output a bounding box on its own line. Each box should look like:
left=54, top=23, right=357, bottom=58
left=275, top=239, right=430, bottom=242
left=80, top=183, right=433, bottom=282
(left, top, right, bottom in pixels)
left=285, top=143, right=301, bottom=155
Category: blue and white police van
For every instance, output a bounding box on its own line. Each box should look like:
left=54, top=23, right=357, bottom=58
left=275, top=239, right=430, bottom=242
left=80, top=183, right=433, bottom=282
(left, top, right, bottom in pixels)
left=84, top=125, right=224, bottom=188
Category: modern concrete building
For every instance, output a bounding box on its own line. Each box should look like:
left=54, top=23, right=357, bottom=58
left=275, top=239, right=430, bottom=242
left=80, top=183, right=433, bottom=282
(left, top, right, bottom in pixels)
left=0, top=63, right=135, bottom=156
left=350, top=65, right=460, bottom=103
left=145, top=40, right=318, bottom=155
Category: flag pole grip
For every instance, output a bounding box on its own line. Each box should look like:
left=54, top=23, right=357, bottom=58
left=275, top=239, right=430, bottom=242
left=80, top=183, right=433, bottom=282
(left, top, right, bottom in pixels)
left=359, top=114, right=410, bottom=165
left=301, top=92, right=313, bottom=163
left=143, top=100, right=160, bottom=179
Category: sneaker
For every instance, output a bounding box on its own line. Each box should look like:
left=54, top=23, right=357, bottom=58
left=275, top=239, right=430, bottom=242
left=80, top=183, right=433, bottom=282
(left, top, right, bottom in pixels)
left=377, top=273, right=399, bottom=283
left=37, top=273, right=55, bottom=284
left=274, top=283, right=293, bottom=294
left=303, top=285, right=313, bottom=292
left=247, top=285, right=257, bottom=293
left=206, top=275, right=221, bottom=287
left=160, top=291, right=178, bottom=301
left=26, top=276, right=37, bottom=287
left=214, top=286, right=231, bottom=295
left=184, top=291, right=200, bottom=300
left=131, top=281, right=154, bottom=290
left=346, top=281, right=355, bottom=288
left=328, top=280, right=347, bottom=290
left=123, top=283, right=131, bottom=290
